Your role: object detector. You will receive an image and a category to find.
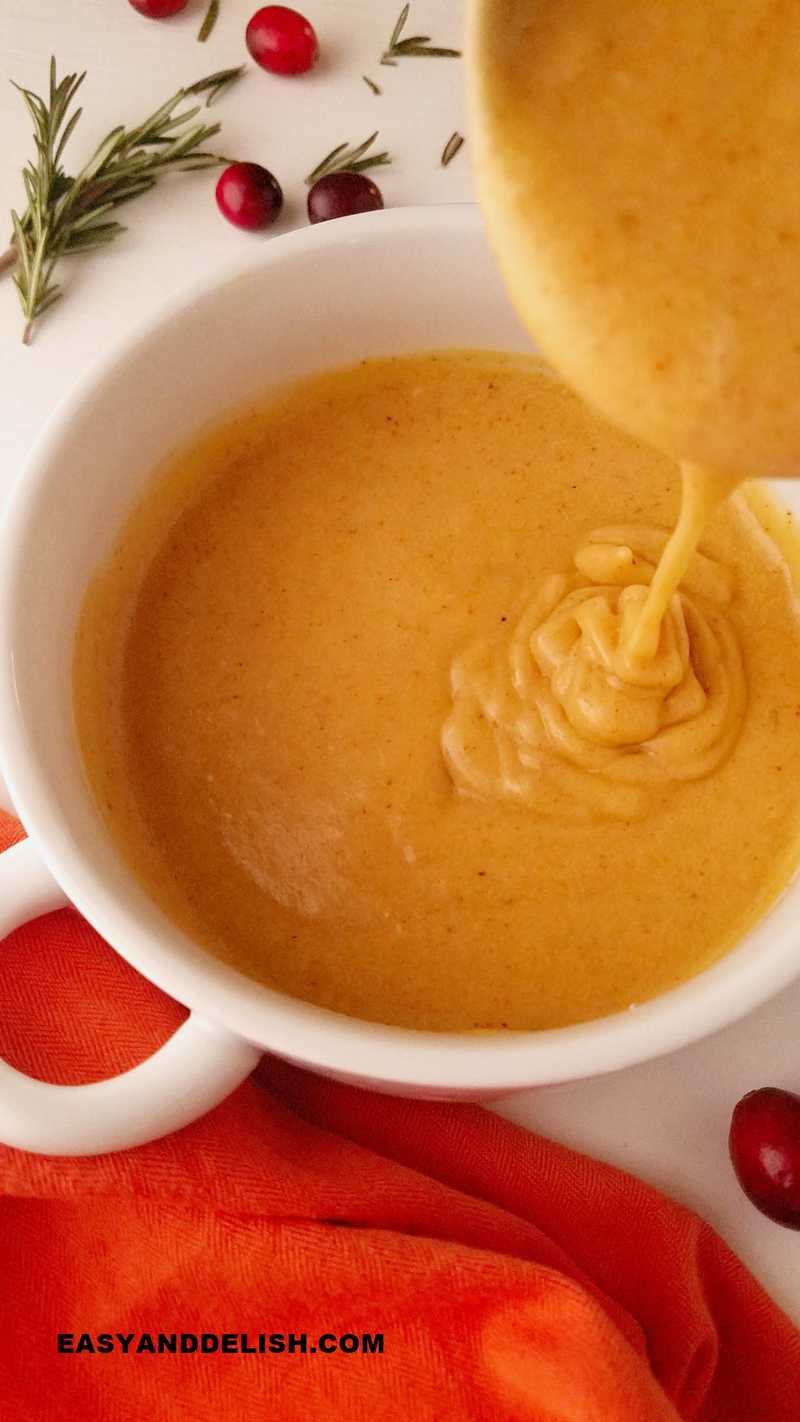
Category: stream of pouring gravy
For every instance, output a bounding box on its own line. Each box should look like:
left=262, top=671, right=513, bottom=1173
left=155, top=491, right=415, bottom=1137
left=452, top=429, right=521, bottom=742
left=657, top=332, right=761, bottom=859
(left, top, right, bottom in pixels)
left=627, top=464, right=740, bottom=661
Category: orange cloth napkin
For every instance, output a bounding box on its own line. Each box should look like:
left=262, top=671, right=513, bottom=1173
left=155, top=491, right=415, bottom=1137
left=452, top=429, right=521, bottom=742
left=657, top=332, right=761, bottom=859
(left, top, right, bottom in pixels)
left=0, top=811, right=798, bottom=1422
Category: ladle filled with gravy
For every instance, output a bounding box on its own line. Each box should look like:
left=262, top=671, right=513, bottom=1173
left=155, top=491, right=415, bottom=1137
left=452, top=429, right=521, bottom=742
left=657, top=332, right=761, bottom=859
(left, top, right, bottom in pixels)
left=468, top=0, right=800, bottom=652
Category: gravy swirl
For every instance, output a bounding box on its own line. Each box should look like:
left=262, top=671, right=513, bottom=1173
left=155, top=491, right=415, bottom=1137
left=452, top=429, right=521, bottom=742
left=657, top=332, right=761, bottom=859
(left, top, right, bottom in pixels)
left=443, top=527, right=746, bottom=820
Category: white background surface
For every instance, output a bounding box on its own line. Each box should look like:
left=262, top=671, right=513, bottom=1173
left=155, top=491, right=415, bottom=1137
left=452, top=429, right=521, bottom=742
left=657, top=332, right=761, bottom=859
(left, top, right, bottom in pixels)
left=1, top=0, right=799, bottom=1321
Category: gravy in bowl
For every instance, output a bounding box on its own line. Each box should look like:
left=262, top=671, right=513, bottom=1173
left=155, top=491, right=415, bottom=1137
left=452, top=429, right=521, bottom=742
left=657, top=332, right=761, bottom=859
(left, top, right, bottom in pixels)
left=74, top=353, right=800, bottom=1031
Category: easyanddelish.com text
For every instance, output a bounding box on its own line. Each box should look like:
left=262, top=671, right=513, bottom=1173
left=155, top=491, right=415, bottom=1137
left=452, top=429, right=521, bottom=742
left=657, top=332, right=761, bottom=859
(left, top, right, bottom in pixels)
left=57, top=1331, right=384, bottom=1356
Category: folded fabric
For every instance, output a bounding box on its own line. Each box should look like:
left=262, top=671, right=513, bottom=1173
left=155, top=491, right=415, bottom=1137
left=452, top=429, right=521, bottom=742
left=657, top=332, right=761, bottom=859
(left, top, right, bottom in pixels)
left=0, top=812, right=798, bottom=1421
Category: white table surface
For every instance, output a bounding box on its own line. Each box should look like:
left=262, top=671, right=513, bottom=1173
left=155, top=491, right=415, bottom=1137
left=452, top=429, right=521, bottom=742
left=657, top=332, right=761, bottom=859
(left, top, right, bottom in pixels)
left=1, top=0, right=799, bottom=1324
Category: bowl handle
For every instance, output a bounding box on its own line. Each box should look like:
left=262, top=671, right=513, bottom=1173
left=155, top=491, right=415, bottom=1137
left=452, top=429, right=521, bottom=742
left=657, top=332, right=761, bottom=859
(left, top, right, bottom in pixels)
left=0, top=837, right=262, bottom=1156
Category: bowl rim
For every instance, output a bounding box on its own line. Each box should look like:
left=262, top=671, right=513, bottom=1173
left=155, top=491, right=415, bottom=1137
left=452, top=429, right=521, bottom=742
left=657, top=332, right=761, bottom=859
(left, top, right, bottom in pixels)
left=1, top=200, right=799, bottom=1093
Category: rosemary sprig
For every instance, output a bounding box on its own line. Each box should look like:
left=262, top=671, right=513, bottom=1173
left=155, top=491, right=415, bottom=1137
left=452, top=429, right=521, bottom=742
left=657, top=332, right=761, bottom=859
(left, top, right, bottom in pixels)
left=362, top=75, right=381, bottom=96
left=380, top=3, right=461, bottom=65
left=305, top=132, right=391, bottom=185
left=4, top=60, right=242, bottom=344
left=441, top=131, right=464, bottom=167
left=198, top=0, right=219, bottom=42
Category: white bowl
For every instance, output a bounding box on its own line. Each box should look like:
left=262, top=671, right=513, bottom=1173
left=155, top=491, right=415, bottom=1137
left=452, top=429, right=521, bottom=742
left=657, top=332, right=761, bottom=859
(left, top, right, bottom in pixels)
left=1, top=204, right=799, bottom=1156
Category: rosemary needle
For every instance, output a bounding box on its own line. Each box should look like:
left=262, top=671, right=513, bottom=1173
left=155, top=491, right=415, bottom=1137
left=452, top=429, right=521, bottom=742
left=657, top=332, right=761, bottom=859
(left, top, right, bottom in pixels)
left=380, top=3, right=461, bottom=66
left=305, top=132, right=391, bottom=185
left=198, top=0, right=220, bottom=43
left=191, top=65, right=244, bottom=106
left=441, top=131, right=465, bottom=167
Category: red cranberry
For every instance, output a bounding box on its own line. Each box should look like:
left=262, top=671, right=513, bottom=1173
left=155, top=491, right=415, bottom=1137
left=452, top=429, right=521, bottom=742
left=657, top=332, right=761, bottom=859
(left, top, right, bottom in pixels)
left=246, top=6, right=319, bottom=76
left=128, top=0, right=188, bottom=16
left=729, top=1087, right=800, bottom=1228
left=215, top=163, right=283, bottom=232
left=307, top=172, right=384, bottom=225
